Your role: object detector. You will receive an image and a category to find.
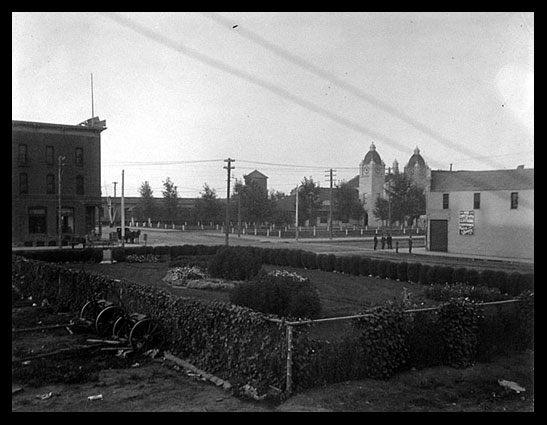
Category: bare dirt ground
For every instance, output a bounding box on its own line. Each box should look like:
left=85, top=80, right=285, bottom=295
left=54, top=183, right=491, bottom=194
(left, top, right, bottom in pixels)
left=12, top=305, right=534, bottom=412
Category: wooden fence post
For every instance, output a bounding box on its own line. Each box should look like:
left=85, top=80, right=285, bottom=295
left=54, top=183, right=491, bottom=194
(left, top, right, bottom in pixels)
left=286, top=324, right=293, bottom=395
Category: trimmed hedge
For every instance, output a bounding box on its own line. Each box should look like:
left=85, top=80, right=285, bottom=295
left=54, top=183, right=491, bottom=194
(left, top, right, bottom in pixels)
left=14, top=244, right=533, bottom=296
left=208, top=246, right=262, bottom=281
left=12, top=255, right=534, bottom=396
left=230, top=270, right=322, bottom=319
left=12, top=255, right=286, bottom=394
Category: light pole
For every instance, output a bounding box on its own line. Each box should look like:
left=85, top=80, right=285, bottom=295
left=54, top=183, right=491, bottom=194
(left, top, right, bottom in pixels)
left=57, top=155, right=66, bottom=249
left=295, top=184, right=299, bottom=241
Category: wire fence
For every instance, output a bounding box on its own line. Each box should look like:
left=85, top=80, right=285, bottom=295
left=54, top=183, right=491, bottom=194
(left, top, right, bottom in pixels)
left=267, top=299, right=522, bottom=394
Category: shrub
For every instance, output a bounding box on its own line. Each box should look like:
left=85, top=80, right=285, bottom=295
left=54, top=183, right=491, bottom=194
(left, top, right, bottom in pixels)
left=334, top=256, right=344, bottom=273
left=377, top=260, right=389, bottom=279
left=230, top=270, right=321, bottom=319
left=350, top=256, right=361, bottom=276
left=317, top=254, right=328, bottom=271
left=354, top=304, right=409, bottom=379
left=407, top=262, right=421, bottom=283
left=492, top=270, right=509, bottom=294
left=369, top=259, right=379, bottom=277
left=302, top=251, right=318, bottom=269
left=359, top=257, right=370, bottom=277
left=418, top=264, right=431, bottom=285
left=386, top=261, right=399, bottom=280
left=479, top=269, right=497, bottom=288
left=289, top=250, right=303, bottom=268
left=437, top=298, right=483, bottom=368
left=397, top=262, right=408, bottom=282
left=325, top=254, right=337, bottom=272
left=452, top=267, right=467, bottom=284
left=341, top=256, right=353, bottom=274
left=111, top=247, right=126, bottom=262
left=438, top=266, right=454, bottom=285
left=207, top=246, right=262, bottom=281
left=464, top=269, right=480, bottom=287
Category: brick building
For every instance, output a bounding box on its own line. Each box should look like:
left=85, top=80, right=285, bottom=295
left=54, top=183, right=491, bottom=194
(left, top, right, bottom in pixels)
left=12, top=119, right=106, bottom=246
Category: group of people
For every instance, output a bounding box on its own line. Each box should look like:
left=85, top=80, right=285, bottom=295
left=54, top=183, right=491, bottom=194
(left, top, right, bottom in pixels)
left=373, top=233, right=413, bottom=253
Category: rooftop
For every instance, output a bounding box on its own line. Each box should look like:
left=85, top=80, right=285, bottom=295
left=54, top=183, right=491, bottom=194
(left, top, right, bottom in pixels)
left=430, top=168, right=534, bottom=192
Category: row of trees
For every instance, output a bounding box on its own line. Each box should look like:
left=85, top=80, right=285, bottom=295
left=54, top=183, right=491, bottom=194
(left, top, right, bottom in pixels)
left=131, top=173, right=425, bottom=227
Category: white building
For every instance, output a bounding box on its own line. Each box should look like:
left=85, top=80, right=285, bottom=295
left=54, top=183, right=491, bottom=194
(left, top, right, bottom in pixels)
left=426, top=167, right=534, bottom=261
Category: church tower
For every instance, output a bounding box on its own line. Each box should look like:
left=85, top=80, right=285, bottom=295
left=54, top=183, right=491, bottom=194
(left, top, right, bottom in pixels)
left=404, top=146, right=430, bottom=189
left=359, top=143, right=385, bottom=227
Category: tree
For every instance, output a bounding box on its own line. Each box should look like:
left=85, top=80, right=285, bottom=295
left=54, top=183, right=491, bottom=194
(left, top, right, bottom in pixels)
left=233, top=178, right=271, bottom=225
left=334, top=181, right=365, bottom=223
left=194, top=183, right=222, bottom=223
left=268, top=190, right=293, bottom=227
left=373, top=197, right=390, bottom=224
left=136, top=181, right=154, bottom=221
left=298, top=177, right=322, bottom=226
left=374, top=173, right=426, bottom=226
left=162, top=177, right=179, bottom=222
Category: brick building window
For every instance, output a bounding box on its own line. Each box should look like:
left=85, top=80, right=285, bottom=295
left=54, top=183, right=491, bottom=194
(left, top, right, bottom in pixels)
left=19, top=173, right=28, bottom=194
left=46, top=174, right=55, bottom=194
left=442, top=193, right=449, bottom=209
left=46, top=145, right=54, bottom=165
left=75, top=147, right=84, bottom=167
left=28, top=207, right=47, bottom=234
left=473, top=193, right=480, bottom=209
left=18, top=144, right=28, bottom=166
left=76, top=175, right=84, bottom=195
left=510, top=192, right=519, bottom=209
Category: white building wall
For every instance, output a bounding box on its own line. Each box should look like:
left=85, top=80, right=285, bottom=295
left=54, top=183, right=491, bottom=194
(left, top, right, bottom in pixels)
left=427, top=189, right=533, bottom=260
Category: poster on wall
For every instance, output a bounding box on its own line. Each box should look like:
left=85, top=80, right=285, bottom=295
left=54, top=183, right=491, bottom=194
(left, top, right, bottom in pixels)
left=459, top=210, right=475, bottom=235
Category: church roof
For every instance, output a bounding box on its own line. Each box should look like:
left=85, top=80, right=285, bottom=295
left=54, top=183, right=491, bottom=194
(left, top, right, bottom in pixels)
left=363, top=142, right=382, bottom=165
left=407, top=146, right=426, bottom=168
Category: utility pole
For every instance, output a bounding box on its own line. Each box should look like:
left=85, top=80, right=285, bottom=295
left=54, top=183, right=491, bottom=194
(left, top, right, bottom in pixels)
left=295, top=184, right=299, bottom=241
left=325, top=169, right=336, bottom=240
left=237, top=193, right=241, bottom=237
left=224, top=158, right=235, bottom=246
left=57, top=155, right=66, bottom=249
left=112, top=181, right=117, bottom=227
left=121, top=170, right=125, bottom=247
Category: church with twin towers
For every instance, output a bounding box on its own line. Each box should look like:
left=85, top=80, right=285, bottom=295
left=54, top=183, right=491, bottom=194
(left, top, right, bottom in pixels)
left=355, top=142, right=430, bottom=228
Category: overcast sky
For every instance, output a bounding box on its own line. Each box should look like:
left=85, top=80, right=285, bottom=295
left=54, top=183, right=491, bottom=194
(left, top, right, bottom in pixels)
left=12, top=12, right=534, bottom=198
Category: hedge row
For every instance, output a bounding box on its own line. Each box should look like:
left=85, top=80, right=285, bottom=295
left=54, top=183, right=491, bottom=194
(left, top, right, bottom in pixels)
left=292, top=293, right=534, bottom=390
left=12, top=255, right=534, bottom=396
left=15, top=244, right=534, bottom=297
left=258, top=248, right=533, bottom=297
left=11, top=255, right=286, bottom=396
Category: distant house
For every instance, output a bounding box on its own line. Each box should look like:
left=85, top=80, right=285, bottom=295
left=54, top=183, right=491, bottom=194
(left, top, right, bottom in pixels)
left=12, top=119, right=106, bottom=246
left=426, top=167, right=534, bottom=260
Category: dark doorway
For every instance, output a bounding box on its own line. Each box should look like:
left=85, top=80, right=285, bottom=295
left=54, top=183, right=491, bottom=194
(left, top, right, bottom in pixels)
left=430, top=219, right=448, bottom=252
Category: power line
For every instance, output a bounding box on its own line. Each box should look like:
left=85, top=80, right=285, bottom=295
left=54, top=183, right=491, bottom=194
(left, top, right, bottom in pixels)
left=99, top=12, right=435, bottom=167
left=201, top=12, right=517, bottom=171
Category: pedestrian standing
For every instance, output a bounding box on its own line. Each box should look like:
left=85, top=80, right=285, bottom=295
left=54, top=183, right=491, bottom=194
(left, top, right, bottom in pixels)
left=387, top=233, right=393, bottom=249
left=408, top=235, right=413, bottom=254
left=373, top=234, right=378, bottom=250
left=381, top=234, right=386, bottom=250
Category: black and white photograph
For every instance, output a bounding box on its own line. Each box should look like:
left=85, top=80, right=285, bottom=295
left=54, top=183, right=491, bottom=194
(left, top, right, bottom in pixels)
left=12, top=12, right=533, bottom=412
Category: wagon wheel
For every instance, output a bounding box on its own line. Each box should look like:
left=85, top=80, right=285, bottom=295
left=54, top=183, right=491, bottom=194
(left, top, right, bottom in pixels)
left=95, top=305, right=126, bottom=337
left=112, top=315, right=133, bottom=340
left=79, top=300, right=103, bottom=326
left=129, top=318, right=164, bottom=352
